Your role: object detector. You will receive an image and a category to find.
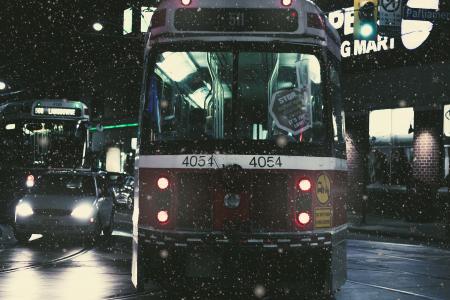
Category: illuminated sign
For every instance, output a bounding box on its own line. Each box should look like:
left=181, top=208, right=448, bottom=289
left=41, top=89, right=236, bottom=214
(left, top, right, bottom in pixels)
left=33, top=107, right=78, bottom=117
left=328, top=7, right=396, bottom=58
left=328, top=0, right=446, bottom=57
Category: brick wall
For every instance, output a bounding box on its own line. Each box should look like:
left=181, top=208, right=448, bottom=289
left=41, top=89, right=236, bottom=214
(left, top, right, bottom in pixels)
left=345, top=114, right=369, bottom=213
left=412, top=109, right=443, bottom=185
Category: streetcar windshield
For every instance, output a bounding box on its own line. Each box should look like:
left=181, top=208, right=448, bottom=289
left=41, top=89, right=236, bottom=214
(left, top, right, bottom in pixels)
left=0, top=120, right=87, bottom=168
left=146, top=51, right=325, bottom=145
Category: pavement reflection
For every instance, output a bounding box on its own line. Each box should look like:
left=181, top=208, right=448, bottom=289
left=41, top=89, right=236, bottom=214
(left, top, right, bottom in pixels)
left=1, top=230, right=450, bottom=300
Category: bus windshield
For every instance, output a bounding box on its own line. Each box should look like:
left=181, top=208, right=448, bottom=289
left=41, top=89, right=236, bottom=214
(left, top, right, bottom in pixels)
left=146, top=50, right=326, bottom=146
left=0, top=120, right=87, bottom=168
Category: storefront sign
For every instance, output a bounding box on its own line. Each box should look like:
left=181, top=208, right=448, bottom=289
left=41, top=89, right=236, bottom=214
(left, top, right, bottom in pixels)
left=328, top=8, right=396, bottom=58
left=327, top=1, right=448, bottom=57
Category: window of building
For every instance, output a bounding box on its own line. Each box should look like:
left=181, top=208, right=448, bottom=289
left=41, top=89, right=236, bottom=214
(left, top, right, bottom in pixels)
left=369, top=108, right=414, bottom=185
left=443, top=104, right=450, bottom=177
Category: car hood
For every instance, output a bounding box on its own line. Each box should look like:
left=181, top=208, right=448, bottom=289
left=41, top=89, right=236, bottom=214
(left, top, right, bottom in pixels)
left=19, top=194, right=97, bottom=210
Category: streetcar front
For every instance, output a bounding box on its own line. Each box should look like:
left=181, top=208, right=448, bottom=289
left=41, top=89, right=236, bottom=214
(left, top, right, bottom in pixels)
left=134, top=0, right=346, bottom=296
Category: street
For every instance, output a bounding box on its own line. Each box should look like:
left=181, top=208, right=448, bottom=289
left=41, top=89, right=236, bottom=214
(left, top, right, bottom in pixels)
left=0, top=213, right=449, bottom=300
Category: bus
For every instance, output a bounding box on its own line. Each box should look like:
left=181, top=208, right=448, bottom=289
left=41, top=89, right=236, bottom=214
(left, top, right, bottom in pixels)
left=0, top=99, right=90, bottom=221
left=133, top=0, right=347, bottom=297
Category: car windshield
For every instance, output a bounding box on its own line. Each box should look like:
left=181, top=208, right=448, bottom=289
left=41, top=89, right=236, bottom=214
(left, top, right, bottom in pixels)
left=31, top=174, right=96, bottom=196
left=146, top=51, right=325, bottom=144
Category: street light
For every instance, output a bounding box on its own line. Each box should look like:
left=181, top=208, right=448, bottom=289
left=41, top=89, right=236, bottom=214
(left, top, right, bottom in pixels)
left=92, top=22, right=104, bottom=32
left=0, top=81, right=6, bottom=90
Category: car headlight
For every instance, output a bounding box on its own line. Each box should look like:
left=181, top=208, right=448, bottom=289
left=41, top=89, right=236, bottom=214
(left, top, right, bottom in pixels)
left=71, top=204, right=94, bottom=219
left=16, top=202, right=34, bottom=217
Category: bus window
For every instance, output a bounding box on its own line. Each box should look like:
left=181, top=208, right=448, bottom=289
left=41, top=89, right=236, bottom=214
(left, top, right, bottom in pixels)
left=146, top=51, right=325, bottom=144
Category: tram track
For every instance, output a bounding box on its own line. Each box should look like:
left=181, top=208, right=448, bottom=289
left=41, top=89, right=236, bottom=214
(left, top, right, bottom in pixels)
left=105, top=289, right=164, bottom=299
left=0, top=245, right=93, bottom=274
left=347, top=280, right=445, bottom=300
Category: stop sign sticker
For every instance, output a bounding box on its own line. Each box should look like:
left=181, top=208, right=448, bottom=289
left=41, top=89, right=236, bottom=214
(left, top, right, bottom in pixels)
left=269, top=88, right=312, bottom=135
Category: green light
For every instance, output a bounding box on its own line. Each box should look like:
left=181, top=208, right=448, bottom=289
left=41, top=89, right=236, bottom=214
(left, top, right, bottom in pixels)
left=89, top=122, right=138, bottom=132
left=360, top=23, right=374, bottom=38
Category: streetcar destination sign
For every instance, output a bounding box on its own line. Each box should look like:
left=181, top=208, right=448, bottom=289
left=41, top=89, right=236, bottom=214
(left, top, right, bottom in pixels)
left=174, top=8, right=298, bottom=32
left=33, top=107, right=79, bottom=117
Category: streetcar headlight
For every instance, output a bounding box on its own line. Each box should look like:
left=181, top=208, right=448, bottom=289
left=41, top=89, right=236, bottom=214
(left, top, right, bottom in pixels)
left=16, top=202, right=34, bottom=217
left=298, top=178, right=312, bottom=192
left=181, top=0, right=191, bottom=6
left=157, top=177, right=169, bottom=190
left=71, top=204, right=94, bottom=219
left=297, top=212, right=311, bottom=226
left=157, top=210, right=169, bottom=224
left=224, top=194, right=241, bottom=209
left=282, top=0, right=292, bottom=7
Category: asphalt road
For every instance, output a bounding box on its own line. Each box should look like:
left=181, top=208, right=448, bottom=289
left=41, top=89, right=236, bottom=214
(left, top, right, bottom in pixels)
left=0, top=215, right=449, bottom=299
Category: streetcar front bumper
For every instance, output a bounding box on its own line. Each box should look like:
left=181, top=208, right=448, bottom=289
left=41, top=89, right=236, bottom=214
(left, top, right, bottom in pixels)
left=138, top=225, right=347, bottom=251
left=137, top=225, right=347, bottom=283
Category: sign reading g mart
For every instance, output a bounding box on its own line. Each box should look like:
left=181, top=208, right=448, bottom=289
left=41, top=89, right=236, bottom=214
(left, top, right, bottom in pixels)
left=327, top=7, right=396, bottom=58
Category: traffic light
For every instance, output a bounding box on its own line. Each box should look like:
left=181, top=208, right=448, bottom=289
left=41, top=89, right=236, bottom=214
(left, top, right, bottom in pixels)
left=354, top=0, right=378, bottom=40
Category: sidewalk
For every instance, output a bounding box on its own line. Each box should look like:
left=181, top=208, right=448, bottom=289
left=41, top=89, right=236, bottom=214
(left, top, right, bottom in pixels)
left=347, top=213, right=449, bottom=243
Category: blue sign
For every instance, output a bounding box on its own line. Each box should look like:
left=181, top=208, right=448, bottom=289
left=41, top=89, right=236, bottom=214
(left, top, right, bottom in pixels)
left=403, top=7, right=450, bottom=23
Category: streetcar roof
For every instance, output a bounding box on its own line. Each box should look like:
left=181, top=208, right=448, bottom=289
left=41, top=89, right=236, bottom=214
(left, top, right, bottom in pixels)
left=147, top=0, right=341, bottom=59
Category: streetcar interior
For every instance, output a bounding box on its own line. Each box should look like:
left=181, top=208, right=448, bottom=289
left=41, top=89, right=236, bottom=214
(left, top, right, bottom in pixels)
left=146, top=50, right=328, bottom=144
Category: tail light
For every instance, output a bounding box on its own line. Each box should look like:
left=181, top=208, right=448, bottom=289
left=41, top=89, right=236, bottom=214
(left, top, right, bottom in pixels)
left=26, top=175, right=35, bottom=188
left=298, top=178, right=312, bottom=192
left=157, top=210, right=169, bottom=224
left=157, top=177, right=169, bottom=190
left=181, top=0, right=191, bottom=6
left=297, top=211, right=311, bottom=226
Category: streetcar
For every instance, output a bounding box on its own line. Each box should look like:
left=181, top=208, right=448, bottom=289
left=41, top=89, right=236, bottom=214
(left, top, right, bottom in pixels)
left=0, top=99, right=90, bottom=223
left=133, top=0, right=347, bottom=297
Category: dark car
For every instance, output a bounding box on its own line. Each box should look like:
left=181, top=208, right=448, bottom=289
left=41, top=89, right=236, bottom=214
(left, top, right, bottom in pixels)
left=105, top=172, right=134, bottom=210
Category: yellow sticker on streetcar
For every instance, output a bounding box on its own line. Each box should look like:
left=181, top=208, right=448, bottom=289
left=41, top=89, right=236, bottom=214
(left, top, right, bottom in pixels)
left=316, top=174, right=331, bottom=204
left=315, top=207, right=332, bottom=228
